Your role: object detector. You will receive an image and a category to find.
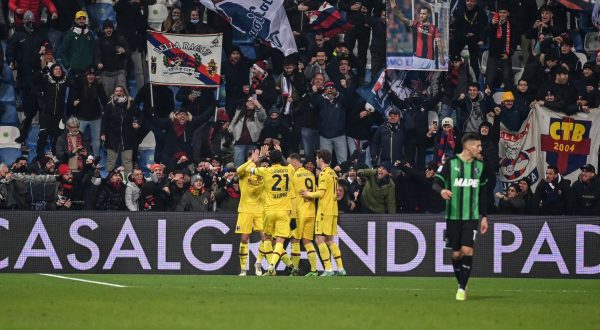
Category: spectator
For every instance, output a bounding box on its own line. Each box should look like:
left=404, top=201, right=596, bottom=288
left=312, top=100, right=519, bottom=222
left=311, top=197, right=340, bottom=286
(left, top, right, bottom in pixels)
left=125, top=168, right=145, bottom=211
left=95, top=19, right=129, bottom=97
left=48, top=0, right=80, bottom=59
left=61, top=11, right=95, bottom=81
left=570, top=164, right=600, bottom=215
left=479, top=110, right=500, bottom=212
left=486, top=5, right=517, bottom=89
left=304, top=50, right=331, bottom=82
left=370, top=107, right=415, bottom=166
left=185, top=8, right=213, bottom=34
left=573, top=63, right=599, bottom=108
left=175, top=86, right=217, bottom=117
left=310, top=81, right=351, bottom=164
left=453, top=83, right=493, bottom=136
left=509, top=0, right=538, bottom=65
left=114, top=0, right=149, bottom=92
left=517, top=177, right=537, bottom=214
left=57, top=161, right=96, bottom=210
left=176, top=174, right=214, bottom=211
left=165, top=171, right=188, bottom=210
left=299, top=72, right=324, bottom=161
left=9, top=0, right=58, bottom=28
left=398, top=161, right=445, bottom=213
left=95, top=168, right=127, bottom=211
left=55, top=117, right=92, bottom=172
left=278, top=57, right=307, bottom=134
left=535, top=66, right=578, bottom=114
left=340, top=0, right=373, bottom=84
left=259, top=108, right=294, bottom=156
left=452, top=0, right=487, bottom=78
left=533, top=165, right=572, bottom=215
left=162, top=6, right=182, bottom=32
left=139, top=163, right=170, bottom=211
left=229, top=97, right=267, bottom=167
left=521, top=52, right=560, bottom=95
left=357, top=162, right=396, bottom=213
left=337, top=180, right=358, bottom=213
left=557, top=39, right=581, bottom=79
left=250, top=60, right=277, bottom=112
left=101, top=86, right=141, bottom=174
left=527, top=5, right=564, bottom=57
left=69, top=68, right=108, bottom=157
left=346, top=101, right=381, bottom=163
left=214, top=175, right=240, bottom=212
left=35, top=63, right=68, bottom=158
left=440, top=54, right=472, bottom=121
left=496, top=183, right=526, bottom=214
left=513, top=79, right=534, bottom=127
left=497, top=91, right=521, bottom=131
left=368, top=5, right=386, bottom=80
left=38, top=156, right=56, bottom=175
left=221, top=46, right=252, bottom=116
left=428, top=117, right=456, bottom=166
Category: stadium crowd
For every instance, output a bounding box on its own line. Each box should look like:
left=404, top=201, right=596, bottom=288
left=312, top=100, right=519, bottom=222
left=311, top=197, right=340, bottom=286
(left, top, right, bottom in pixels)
left=0, top=0, right=599, bottom=215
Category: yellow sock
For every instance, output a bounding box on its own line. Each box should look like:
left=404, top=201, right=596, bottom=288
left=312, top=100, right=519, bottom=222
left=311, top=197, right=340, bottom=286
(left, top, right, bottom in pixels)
left=329, top=243, right=344, bottom=270
left=263, top=240, right=273, bottom=264
left=304, top=243, right=317, bottom=272
left=239, top=242, right=248, bottom=271
left=291, top=242, right=301, bottom=268
left=318, top=242, right=332, bottom=271
left=270, top=243, right=285, bottom=268
left=281, top=251, right=292, bottom=267
left=257, top=241, right=265, bottom=263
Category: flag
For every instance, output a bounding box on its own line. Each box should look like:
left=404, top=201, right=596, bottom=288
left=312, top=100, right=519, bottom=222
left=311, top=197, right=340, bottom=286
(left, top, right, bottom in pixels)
left=557, top=0, right=594, bottom=11
left=308, top=2, right=353, bottom=38
left=147, top=31, right=223, bottom=87
left=357, top=70, right=407, bottom=116
left=198, top=0, right=297, bottom=56
left=498, top=105, right=600, bottom=190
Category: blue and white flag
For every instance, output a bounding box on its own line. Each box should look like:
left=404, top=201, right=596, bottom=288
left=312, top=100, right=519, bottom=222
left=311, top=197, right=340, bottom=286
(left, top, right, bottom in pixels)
left=356, top=70, right=407, bottom=116
left=199, top=0, right=297, bottom=56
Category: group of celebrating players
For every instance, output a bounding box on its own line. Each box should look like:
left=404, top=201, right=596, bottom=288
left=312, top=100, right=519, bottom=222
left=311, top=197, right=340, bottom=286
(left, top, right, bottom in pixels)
left=235, top=144, right=346, bottom=277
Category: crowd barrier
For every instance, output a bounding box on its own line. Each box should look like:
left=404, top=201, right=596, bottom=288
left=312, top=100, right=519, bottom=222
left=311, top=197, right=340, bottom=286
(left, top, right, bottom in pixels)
left=0, top=212, right=598, bottom=278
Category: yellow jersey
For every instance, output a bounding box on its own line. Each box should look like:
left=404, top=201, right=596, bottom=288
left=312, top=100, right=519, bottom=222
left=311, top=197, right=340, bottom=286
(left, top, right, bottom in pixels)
left=292, top=167, right=316, bottom=218
left=251, top=163, right=295, bottom=211
left=236, top=159, right=264, bottom=214
left=309, top=166, right=338, bottom=216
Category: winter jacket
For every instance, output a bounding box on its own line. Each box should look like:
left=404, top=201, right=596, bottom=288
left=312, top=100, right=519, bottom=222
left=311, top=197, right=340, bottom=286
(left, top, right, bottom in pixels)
left=310, top=91, right=351, bottom=139
left=55, top=131, right=92, bottom=164
left=215, top=187, right=240, bottom=212
left=125, top=181, right=142, bottom=211
left=487, top=18, right=517, bottom=58
left=452, top=92, right=493, bottom=135
left=535, top=80, right=578, bottom=114
left=370, top=118, right=415, bottom=165
left=114, top=0, right=148, bottom=52
left=533, top=176, right=572, bottom=215
left=35, top=69, right=68, bottom=117
left=69, top=80, right=108, bottom=121
left=101, top=98, right=142, bottom=151
left=229, top=107, right=267, bottom=144
left=570, top=177, right=600, bottom=215
left=176, top=189, right=212, bottom=212
left=50, top=0, right=79, bottom=32
left=521, top=54, right=559, bottom=95
left=61, top=26, right=94, bottom=71
left=95, top=181, right=126, bottom=210
left=95, top=32, right=129, bottom=72
left=9, top=0, right=57, bottom=27
left=452, top=3, right=488, bottom=44
left=499, top=104, right=522, bottom=132
left=7, top=28, right=48, bottom=88
left=498, top=195, right=526, bottom=214
left=150, top=112, right=213, bottom=164
left=480, top=116, right=500, bottom=173
left=175, top=86, right=217, bottom=116
left=346, top=100, right=382, bottom=141
left=357, top=169, right=396, bottom=213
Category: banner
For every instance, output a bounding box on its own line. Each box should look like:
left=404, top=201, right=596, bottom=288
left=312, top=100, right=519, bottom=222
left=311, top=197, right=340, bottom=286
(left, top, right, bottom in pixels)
left=499, top=106, right=600, bottom=190
left=147, top=32, right=222, bottom=87
left=308, top=1, right=353, bottom=38
left=199, top=0, right=297, bottom=56
left=1, top=212, right=598, bottom=278
left=387, top=0, right=449, bottom=71
left=357, top=70, right=406, bottom=116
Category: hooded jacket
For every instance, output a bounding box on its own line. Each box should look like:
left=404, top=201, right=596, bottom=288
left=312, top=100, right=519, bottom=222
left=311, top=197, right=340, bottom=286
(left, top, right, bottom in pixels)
left=453, top=91, right=493, bottom=135
left=35, top=64, right=67, bottom=117
left=357, top=168, right=396, bottom=214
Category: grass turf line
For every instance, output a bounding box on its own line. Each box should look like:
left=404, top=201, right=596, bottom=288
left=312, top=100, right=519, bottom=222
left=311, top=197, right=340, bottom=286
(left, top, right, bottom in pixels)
left=0, top=275, right=598, bottom=330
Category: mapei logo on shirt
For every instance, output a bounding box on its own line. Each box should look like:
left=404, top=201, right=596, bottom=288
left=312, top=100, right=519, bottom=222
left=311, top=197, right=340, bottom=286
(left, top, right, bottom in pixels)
left=453, top=178, right=479, bottom=188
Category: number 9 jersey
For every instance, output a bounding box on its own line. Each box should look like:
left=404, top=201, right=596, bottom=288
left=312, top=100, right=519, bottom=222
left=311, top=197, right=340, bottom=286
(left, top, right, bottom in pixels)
left=291, top=167, right=316, bottom=219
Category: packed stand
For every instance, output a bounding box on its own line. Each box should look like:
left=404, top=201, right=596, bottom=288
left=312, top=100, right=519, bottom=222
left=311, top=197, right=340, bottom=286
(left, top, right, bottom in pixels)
left=0, top=0, right=599, bottom=215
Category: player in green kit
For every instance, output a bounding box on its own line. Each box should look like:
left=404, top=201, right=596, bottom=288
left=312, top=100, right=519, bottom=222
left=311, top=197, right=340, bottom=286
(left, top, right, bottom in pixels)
left=433, top=133, right=489, bottom=301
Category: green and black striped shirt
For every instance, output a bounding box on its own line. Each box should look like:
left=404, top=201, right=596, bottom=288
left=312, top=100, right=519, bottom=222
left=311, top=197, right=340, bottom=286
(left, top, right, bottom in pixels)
left=434, top=156, right=488, bottom=221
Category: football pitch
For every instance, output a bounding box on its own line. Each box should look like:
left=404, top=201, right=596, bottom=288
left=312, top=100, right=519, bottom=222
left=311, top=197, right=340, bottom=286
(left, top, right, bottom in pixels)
left=1, top=274, right=598, bottom=330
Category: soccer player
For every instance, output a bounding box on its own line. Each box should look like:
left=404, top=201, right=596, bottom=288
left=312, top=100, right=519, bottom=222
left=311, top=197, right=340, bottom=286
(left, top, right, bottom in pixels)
left=235, top=150, right=266, bottom=276
left=300, top=149, right=346, bottom=276
left=432, top=133, right=489, bottom=301
left=288, top=153, right=319, bottom=276
left=250, top=145, right=296, bottom=276
left=391, top=1, right=446, bottom=69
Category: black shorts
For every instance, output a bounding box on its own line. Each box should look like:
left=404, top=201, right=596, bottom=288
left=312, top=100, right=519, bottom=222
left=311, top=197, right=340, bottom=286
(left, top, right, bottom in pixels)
left=446, top=220, right=479, bottom=251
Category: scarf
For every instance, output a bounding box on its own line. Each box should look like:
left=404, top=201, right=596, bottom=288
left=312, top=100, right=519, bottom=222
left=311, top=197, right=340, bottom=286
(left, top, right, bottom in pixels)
left=227, top=187, right=240, bottom=199
left=189, top=186, right=205, bottom=196
left=281, top=76, right=293, bottom=115
left=173, top=120, right=187, bottom=139
left=251, top=73, right=266, bottom=91
left=66, top=133, right=84, bottom=170
left=112, top=95, right=128, bottom=104
left=434, top=129, right=456, bottom=165
left=496, top=19, right=511, bottom=55
left=72, top=25, right=89, bottom=35
left=111, top=181, right=122, bottom=190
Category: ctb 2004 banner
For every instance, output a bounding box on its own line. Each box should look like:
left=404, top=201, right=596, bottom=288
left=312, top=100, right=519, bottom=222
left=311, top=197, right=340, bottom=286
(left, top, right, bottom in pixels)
left=0, top=213, right=598, bottom=278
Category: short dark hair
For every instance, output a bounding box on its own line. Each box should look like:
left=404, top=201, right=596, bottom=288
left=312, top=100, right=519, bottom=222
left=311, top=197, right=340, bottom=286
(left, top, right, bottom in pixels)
left=467, top=82, right=479, bottom=90
left=461, top=132, right=481, bottom=145
left=316, top=149, right=332, bottom=164
left=547, top=165, right=560, bottom=175
left=420, top=6, right=432, bottom=15
left=288, top=153, right=302, bottom=162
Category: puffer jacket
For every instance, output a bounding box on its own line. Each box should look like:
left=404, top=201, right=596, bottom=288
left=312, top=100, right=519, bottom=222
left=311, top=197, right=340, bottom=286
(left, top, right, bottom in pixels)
left=125, top=181, right=142, bottom=211
left=35, top=68, right=68, bottom=117
left=176, top=189, right=212, bottom=212
left=370, top=118, right=415, bottom=165
left=9, top=0, right=57, bottom=27
left=95, top=180, right=126, bottom=210
left=101, top=98, right=141, bottom=151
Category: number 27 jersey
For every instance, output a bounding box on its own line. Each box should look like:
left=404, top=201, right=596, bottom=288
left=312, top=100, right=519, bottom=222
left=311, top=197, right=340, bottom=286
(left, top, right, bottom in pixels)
left=252, top=164, right=295, bottom=211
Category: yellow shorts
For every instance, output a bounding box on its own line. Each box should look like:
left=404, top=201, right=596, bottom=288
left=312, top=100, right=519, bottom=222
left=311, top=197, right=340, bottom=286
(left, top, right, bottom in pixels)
left=315, top=214, right=338, bottom=236
left=235, top=213, right=264, bottom=234
left=263, top=210, right=291, bottom=238
left=292, top=216, right=315, bottom=240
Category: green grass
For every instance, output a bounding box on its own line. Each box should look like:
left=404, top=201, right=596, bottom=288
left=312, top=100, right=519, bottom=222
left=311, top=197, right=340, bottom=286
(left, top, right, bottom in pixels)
left=1, top=274, right=599, bottom=330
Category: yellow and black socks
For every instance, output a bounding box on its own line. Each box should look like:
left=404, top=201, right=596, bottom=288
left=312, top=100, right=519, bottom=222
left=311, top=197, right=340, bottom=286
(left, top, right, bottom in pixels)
left=270, top=243, right=285, bottom=269
left=257, top=241, right=265, bottom=263
left=291, top=242, right=301, bottom=268
left=304, top=242, right=317, bottom=272
left=281, top=251, right=292, bottom=267
left=317, top=242, right=332, bottom=271
left=239, top=242, right=248, bottom=271
left=329, top=243, right=344, bottom=271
